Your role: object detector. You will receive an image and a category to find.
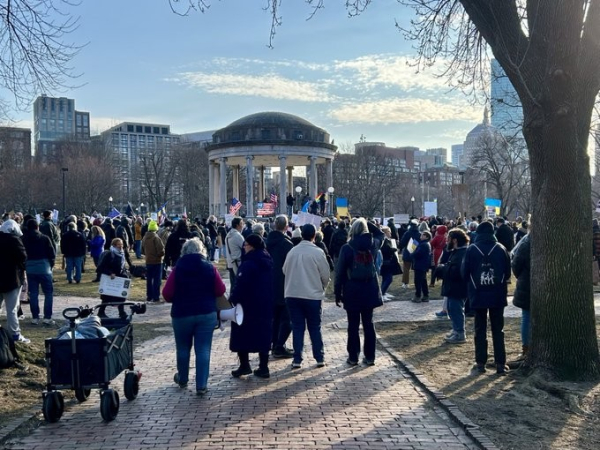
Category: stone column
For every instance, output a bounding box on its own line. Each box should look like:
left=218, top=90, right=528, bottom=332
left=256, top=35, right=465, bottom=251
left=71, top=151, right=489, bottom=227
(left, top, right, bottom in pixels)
left=326, top=158, right=333, bottom=191
left=219, top=157, right=227, bottom=218
left=259, top=166, right=265, bottom=202
left=246, top=156, right=254, bottom=217
left=233, top=165, right=240, bottom=200
left=287, top=166, right=293, bottom=197
left=309, top=156, right=318, bottom=199
left=213, top=163, right=220, bottom=216
left=208, top=159, right=214, bottom=215
left=279, top=155, right=287, bottom=215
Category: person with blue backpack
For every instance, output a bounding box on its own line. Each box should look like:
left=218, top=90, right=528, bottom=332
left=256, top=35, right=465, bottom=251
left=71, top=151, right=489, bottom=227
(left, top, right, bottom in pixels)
left=334, top=218, right=384, bottom=366
left=461, top=221, right=511, bottom=375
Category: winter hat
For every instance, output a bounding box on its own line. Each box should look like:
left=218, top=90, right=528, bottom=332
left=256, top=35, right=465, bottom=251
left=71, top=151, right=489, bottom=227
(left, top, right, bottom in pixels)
left=148, top=220, right=158, bottom=232
left=476, top=221, right=494, bottom=235
left=245, top=233, right=265, bottom=251
left=0, top=219, right=22, bottom=236
left=292, top=228, right=302, bottom=239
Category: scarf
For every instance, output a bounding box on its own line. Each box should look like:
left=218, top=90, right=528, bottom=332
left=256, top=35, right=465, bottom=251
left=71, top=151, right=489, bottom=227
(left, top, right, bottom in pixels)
left=110, top=246, right=126, bottom=272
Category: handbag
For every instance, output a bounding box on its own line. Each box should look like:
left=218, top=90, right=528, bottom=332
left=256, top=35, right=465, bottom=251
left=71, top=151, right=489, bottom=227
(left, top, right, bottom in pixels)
left=216, top=294, right=232, bottom=311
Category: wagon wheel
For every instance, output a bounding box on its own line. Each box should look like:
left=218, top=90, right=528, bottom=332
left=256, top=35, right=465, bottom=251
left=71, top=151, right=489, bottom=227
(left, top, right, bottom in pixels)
left=74, top=388, right=91, bottom=403
left=124, top=371, right=139, bottom=400
left=42, top=391, right=64, bottom=423
left=100, top=389, right=120, bottom=422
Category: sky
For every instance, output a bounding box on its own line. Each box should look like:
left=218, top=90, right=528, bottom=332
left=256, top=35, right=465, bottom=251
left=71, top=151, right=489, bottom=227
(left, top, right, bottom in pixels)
left=8, top=0, right=485, bottom=155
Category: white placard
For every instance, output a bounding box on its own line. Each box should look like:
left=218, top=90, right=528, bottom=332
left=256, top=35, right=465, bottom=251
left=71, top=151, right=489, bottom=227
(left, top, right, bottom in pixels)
left=424, top=202, right=438, bottom=217
left=295, top=212, right=322, bottom=227
left=224, top=213, right=235, bottom=228
left=393, top=214, right=410, bottom=225
left=98, top=274, right=131, bottom=298
left=150, top=213, right=158, bottom=221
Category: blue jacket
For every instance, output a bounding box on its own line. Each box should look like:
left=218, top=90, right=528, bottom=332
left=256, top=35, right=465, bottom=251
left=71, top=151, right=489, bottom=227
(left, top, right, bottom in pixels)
left=412, top=239, right=431, bottom=271
left=399, top=224, right=420, bottom=262
left=461, top=233, right=511, bottom=309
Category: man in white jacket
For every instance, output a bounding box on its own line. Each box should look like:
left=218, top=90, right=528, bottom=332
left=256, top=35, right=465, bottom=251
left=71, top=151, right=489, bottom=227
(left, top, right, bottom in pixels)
left=282, top=223, right=331, bottom=369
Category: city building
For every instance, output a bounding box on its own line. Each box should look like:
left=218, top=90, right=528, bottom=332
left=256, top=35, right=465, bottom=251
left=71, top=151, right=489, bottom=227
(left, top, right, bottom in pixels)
left=0, top=127, right=32, bottom=170
left=354, top=142, right=416, bottom=173
left=462, top=107, right=500, bottom=167
left=490, top=59, right=523, bottom=138
left=100, top=122, right=181, bottom=210
left=33, top=95, right=90, bottom=162
left=451, top=144, right=464, bottom=168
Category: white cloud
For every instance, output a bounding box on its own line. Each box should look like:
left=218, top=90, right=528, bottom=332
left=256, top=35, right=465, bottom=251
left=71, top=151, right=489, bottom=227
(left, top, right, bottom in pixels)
left=329, top=98, right=480, bottom=124
left=89, top=117, right=123, bottom=135
left=177, top=72, right=333, bottom=102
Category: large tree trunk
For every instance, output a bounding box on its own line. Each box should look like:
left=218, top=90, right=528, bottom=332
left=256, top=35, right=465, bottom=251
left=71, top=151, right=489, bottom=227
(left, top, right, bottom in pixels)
left=524, top=98, right=600, bottom=379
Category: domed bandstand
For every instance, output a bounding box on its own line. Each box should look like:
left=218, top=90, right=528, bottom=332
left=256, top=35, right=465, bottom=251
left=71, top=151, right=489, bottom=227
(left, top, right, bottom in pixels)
left=206, top=112, right=337, bottom=217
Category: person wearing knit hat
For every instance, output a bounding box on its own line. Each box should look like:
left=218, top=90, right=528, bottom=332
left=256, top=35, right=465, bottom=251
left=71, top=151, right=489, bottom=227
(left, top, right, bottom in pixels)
left=142, top=220, right=165, bottom=302
left=463, top=218, right=511, bottom=375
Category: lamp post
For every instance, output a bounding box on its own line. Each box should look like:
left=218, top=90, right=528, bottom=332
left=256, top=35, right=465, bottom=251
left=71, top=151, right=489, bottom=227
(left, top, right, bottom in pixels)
left=61, top=168, right=68, bottom=218
left=411, top=196, right=415, bottom=217
left=108, top=196, right=113, bottom=215
left=327, top=186, right=335, bottom=216
left=140, top=202, right=145, bottom=217
left=295, top=186, right=302, bottom=212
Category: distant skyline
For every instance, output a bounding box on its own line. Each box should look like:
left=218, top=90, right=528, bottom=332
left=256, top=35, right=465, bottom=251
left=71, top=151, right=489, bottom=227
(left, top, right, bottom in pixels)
left=4, top=0, right=485, bottom=155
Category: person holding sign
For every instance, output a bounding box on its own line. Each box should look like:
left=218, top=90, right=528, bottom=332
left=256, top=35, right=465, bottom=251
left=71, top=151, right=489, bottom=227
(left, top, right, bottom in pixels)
left=96, top=238, right=130, bottom=319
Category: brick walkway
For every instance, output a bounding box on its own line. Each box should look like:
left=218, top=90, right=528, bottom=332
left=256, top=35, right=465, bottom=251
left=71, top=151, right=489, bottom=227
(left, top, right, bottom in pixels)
left=5, top=296, right=480, bottom=450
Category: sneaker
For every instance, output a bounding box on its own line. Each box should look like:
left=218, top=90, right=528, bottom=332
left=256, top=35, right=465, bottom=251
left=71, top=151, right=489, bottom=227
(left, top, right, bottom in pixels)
left=473, top=363, right=486, bottom=374
left=13, top=334, right=30, bottom=344
left=445, top=333, right=466, bottom=344
left=316, top=361, right=326, bottom=368
left=362, top=358, right=375, bottom=366
left=411, top=297, right=421, bottom=303
left=253, top=367, right=270, bottom=378
left=401, top=283, right=409, bottom=289
left=173, top=373, right=187, bottom=388
left=42, top=319, right=56, bottom=327
left=445, top=330, right=457, bottom=339
left=291, top=361, right=302, bottom=369
left=196, top=388, right=208, bottom=396
left=272, top=347, right=294, bottom=359
left=231, top=366, right=252, bottom=378
left=18, top=314, right=25, bottom=320
left=30, top=318, right=40, bottom=325
left=435, top=310, right=448, bottom=318
left=421, top=296, right=429, bottom=302
left=385, top=293, right=395, bottom=299
left=496, top=364, right=509, bottom=375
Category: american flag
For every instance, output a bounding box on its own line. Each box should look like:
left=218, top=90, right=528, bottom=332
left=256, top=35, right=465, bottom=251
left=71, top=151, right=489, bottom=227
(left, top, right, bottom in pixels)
left=229, top=198, right=242, bottom=214
left=270, top=193, right=278, bottom=204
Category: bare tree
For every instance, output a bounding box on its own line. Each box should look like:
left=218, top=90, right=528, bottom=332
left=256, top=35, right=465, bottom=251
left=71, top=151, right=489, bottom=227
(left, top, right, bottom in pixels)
left=139, top=145, right=178, bottom=212
left=175, top=142, right=210, bottom=218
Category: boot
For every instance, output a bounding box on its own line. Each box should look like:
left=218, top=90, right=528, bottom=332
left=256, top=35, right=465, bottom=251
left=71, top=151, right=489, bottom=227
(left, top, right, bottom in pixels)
left=507, top=345, right=529, bottom=369
left=253, top=352, right=270, bottom=378
left=232, top=352, right=252, bottom=378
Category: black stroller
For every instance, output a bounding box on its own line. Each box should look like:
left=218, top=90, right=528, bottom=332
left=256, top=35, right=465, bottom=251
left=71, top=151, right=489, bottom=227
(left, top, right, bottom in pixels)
left=42, top=302, right=146, bottom=422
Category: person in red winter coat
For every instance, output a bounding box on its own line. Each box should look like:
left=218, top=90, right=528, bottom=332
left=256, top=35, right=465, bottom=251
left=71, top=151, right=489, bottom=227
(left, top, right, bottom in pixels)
left=429, top=225, right=448, bottom=287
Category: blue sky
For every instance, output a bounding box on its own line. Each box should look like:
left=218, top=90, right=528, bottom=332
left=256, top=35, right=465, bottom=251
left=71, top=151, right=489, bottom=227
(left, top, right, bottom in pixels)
left=11, top=0, right=483, bottom=154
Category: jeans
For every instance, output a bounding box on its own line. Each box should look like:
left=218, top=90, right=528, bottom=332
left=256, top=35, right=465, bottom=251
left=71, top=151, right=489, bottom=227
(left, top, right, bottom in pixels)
left=209, top=238, right=217, bottom=261
left=272, top=303, right=292, bottom=351
left=134, top=240, right=142, bottom=259
left=172, top=312, right=217, bottom=390
left=0, top=286, right=22, bottom=336
left=287, top=205, right=293, bottom=217
left=473, top=307, right=506, bottom=366
left=146, top=263, right=162, bottom=301
left=27, top=273, right=54, bottom=319
left=346, top=308, right=376, bottom=362
left=521, top=309, right=531, bottom=346
left=380, top=273, right=393, bottom=295
left=413, top=269, right=429, bottom=298
left=65, top=256, right=83, bottom=282
left=447, top=297, right=465, bottom=335
left=286, top=297, right=324, bottom=363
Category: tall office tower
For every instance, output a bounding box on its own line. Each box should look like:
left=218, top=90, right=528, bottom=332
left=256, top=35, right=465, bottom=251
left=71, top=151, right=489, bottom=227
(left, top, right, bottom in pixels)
left=490, top=59, right=523, bottom=138
left=33, top=95, right=90, bottom=162
left=451, top=144, right=464, bottom=168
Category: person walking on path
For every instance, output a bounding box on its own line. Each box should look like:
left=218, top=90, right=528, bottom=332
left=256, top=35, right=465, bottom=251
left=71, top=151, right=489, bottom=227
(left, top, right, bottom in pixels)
left=60, top=222, right=86, bottom=284
left=0, top=219, right=29, bottom=343
left=462, top=221, right=511, bottom=375
left=22, top=219, right=56, bottom=328
left=229, top=234, right=274, bottom=378
left=335, top=218, right=384, bottom=366
left=162, top=238, right=223, bottom=395
left=142, top=220, right=165, bottom=303
left=96, top=238, right=130, bottom=319
left=265, top=215, right=294, bottom=358
left=282, top=223, right=331, bottom=369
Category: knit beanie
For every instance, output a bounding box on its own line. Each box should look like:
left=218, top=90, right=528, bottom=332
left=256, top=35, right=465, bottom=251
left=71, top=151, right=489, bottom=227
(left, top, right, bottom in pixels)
left=476, top=221, right=494, bottom=235
left=148, top=221, right=158, bottom=232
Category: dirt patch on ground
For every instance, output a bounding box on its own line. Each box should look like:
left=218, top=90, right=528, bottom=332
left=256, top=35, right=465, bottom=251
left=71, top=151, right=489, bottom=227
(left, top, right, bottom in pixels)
left=0, top=322, right=171, bottom=437
left=377, top=317, right=600, bottom=450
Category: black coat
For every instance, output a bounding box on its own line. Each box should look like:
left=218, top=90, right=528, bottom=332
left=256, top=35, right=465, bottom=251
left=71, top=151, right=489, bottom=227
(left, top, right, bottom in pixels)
left=511, top=234, right=530, bottom=310
left=229, top=249, right=274, bottom=353
left=101, top=223, right=116, bottom=250
left=399, top=224, right=420, bottom=262
left=329, top=228, right=348, bottom=258
left=165, top=230, right=192, bottom=266
left=440, top=246, right=468, bottom=299
left=380, top=238, right=400, bottom=277
left=265, top=230, right=293, bottom=306
left=322, top=224, right=334, bottom=252
left=60, top=230, right=87, bottom=258
left=22, top=230, right=56, bottom=267
left=334, top=224, right=384, bottom=312
left=0, top=233, right=26, bottom=293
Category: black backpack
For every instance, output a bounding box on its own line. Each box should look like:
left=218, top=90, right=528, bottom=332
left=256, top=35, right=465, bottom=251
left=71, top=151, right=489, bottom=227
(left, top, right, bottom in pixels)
left=0, top=326, right=19, bottom=369
left=347, top=247, right=377, bottom=282
left=469, top=244, right=505, bottom=289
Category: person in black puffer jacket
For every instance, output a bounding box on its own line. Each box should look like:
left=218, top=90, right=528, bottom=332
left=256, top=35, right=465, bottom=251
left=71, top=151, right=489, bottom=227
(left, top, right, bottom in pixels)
left=96, top=238, right=131, bottom=319
left=329, top=221, right=348, bottom=262
left=511, top=232, right=531, bottom=364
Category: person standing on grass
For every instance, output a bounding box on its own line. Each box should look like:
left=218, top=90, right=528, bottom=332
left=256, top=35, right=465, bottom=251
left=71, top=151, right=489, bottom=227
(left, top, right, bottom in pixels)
left=462, top=221, right=511, bottom=375
left=282, top=224, right=331, bottom=369
left=60, top=222, right=86, bottom=284
left=22, top=219, right=56, bottom=328
left=0, top=219, right=29, bottom=343
left=39, top=210, right=60, bottom=255
left=89, top=226, right=106, bottom=282
left=438, top=228, right=469, bottom=344
left=399, top=219, right=421, bottom=288
left=411, top=231, right=432, bottom=303
left=142, top=220, right=165, bottom=303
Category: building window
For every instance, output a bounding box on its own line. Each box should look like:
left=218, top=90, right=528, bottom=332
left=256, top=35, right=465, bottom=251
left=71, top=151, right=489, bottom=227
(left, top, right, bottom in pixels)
left=127, top=125, right=134, bottom=132
left=161, top=127, right=168, bottom=135
left=135, top=125, right=142, bottom=133
left=153, top=127, right=160, bottom=134
left=76, top=115, right=82, bottom=126
left=144, top=126, right=151, bottom=134
left=83, top=116, right=88, bottom=126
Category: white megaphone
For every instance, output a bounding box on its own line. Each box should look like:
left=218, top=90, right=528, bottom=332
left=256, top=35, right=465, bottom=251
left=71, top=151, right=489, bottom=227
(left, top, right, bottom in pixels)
left=218, top=303, right=244, bottom=326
